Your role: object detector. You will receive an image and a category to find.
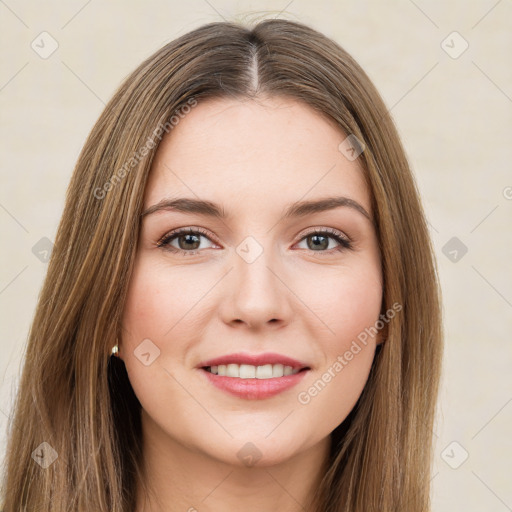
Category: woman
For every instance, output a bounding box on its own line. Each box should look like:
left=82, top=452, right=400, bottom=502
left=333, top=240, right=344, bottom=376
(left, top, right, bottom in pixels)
left=1, top=18, right=443, bottom=512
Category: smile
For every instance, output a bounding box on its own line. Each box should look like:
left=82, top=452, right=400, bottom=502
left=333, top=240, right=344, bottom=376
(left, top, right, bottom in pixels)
left=196, top=352, right=311, bottom=399
left=204, top=363, right=302, bottom=379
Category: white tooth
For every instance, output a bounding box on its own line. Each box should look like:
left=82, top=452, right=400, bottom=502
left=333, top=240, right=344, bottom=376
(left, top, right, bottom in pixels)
left=239, top=364, right=256, bottom=378
left=226, top=364, right=239, bottom=377
left=272, top=364, right=284, bottom=377
left=256, top=364, right=273, bottom=379
left=210, top=363, right=299, bottom=379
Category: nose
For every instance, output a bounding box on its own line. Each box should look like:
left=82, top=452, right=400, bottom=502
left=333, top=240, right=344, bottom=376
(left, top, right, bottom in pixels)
left=220, top=241, right=293, bottom=330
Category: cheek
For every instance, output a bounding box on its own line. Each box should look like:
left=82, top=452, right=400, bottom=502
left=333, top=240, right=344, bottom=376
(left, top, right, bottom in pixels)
left=122, top=260, right=200, bottom=342
left=120, top=258, right=219, bottom=394
left=292, top=260, right=382, bottom=425
left=120, top=262, right=189, bottom=416
left=296, top=255, right=382, bottom=342
left=323, top=263, right=382, bottom=373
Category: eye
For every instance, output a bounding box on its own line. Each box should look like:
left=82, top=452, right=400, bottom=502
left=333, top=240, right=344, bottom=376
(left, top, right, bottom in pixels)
left=157, top=227, right=218, bottom=255
left=295, top=228, right=352, bottom=255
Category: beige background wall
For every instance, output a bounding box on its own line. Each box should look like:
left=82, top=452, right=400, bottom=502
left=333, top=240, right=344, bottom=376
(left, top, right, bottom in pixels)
left=1, top=1, right=511, bottom=510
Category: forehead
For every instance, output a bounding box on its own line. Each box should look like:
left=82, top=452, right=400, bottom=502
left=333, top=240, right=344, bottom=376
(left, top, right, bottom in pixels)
left=144, top=96, right=371, bottom=217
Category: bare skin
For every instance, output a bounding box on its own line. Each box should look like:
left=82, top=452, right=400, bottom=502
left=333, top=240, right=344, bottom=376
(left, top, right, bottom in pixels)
left=120, top=95, right=383, bottom=511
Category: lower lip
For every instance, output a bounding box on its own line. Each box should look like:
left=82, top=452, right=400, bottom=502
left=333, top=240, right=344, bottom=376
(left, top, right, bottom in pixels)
left=199, top=368, right=309, bottom=400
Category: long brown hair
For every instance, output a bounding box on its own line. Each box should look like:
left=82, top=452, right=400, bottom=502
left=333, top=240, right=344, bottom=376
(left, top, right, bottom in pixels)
left=1, top=18, right=443, bottom=511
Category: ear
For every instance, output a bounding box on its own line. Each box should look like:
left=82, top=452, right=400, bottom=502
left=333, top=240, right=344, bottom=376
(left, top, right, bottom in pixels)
left=111, top=343, right=120, bottom=358
left=376, top=334, right=386, bottom=346
left=375, top=315, right=389, bottom=345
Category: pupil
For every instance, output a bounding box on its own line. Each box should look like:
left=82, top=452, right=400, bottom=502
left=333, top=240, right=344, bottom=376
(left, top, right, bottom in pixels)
left=309, top=234, right=328, bottom=250
left=180, top=234, right=200, bottom=250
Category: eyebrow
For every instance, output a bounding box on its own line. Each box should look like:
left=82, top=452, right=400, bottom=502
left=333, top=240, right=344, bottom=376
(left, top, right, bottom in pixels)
left=140, top=196, right=372, bottom=223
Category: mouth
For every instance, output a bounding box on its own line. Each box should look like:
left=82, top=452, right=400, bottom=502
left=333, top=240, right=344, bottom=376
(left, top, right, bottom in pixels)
left=196, top=352, right=311, bottom=400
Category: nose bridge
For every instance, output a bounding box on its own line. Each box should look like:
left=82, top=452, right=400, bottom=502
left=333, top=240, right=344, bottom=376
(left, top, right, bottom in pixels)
left=226, top=232, right=290, bottom=326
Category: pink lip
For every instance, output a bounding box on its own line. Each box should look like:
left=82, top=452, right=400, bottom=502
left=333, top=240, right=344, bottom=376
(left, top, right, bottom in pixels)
left=196, top=352, right=310, bottom=370
left=199, top=368, right=309, bottom=400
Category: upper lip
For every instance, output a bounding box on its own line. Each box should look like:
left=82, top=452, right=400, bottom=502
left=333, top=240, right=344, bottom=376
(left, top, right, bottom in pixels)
left=197, top=352, right=310, bottom=370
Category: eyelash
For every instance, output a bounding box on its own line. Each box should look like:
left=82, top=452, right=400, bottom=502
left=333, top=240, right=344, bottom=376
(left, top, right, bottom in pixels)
left=156, top=227, right=352, bottom=256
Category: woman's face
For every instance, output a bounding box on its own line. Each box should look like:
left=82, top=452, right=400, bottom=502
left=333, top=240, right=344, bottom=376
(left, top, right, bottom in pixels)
left=121, top=96, right=383, bottom=467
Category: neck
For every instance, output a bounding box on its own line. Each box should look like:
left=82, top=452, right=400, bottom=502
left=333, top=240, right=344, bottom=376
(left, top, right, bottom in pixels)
left=135, top=410, right=331, bottom=512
